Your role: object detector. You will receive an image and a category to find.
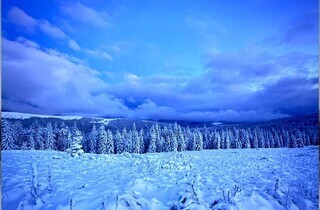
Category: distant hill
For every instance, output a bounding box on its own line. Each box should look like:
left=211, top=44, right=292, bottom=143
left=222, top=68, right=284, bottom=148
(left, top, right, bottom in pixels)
left=1, top=111, right=318, bottom=132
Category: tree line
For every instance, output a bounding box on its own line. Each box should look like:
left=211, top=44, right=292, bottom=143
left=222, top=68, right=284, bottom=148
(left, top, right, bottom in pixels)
left=1, top=119, right=318, bottom=154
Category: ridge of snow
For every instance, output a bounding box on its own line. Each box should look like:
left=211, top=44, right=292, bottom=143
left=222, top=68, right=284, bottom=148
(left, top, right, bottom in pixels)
left=1, top=111, right=83, bottom=120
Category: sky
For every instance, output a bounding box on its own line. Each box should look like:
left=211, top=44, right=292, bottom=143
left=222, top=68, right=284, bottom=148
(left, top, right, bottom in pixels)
left=2, top=0, right=318, bottom=122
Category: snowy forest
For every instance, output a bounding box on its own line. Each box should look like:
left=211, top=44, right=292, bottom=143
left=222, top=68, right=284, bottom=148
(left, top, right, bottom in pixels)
left=2, top=114, right=318, bottom=155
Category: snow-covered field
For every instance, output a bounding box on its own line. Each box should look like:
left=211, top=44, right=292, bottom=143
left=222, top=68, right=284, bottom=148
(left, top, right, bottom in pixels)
left=2, top=146, right=318, bottom=210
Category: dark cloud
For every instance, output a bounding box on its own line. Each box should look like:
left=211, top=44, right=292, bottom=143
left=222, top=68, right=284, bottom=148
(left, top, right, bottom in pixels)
left=263, top=12, right=318, bottom=46
left=2, top=35, right=318, bottom=121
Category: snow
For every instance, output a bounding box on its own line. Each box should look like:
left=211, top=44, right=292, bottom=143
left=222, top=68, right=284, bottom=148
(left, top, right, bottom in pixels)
left=1, top=112, right=83, bottom=120
left=89, top=118, right=119, bottom=126
left=2, top=146, right=318, bottom=210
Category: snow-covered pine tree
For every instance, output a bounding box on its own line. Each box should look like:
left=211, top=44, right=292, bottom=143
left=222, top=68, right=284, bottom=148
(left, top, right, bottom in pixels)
left=162, top=126, right=170, bottom=152
left=233, top=128, right=241, bottom=149
left=132, top=123, right=140, bottom=153
left=243, top=130, right=251, bottom=148
left=177, top=125, right=186, bottom=151
left=124, top=129, right=132, bottom=153
left=225, top=129, right=231, bottom=149
left=214, top=130, right=221, bottom=149
left=68, top=130, right=84, bottom=157
left=139, top=129, right=145, bottom=153
left=89, top=124, right=98, bottom=153
left=57, top=123, right=69, bottom=151
left=203, top=125, right=210, bottom=149
left=45, top=122, right=55, bottom=150
left=221, top=130, right=226, bottom=149
left=13, top=121, right=25, bottom=148
left=252, top=129, right=259, bottom=149
left=289, top=133, right=297, bottom=148
left=170, top=130, right=178, bottom=152
left=106, top=130, right=114, bottom=154
left=296, top=130, right=304, bottom=148
left=258, top=129, right=266, bottom=148
left=193, top=128, right=203, bottom=151
left=1, top=120, right=16, bottom=150
left=185, top=126, right=193, bottom=150
left=115, top=129, right=124, bottom=154
left=97, top=125, right=107, bottom=154
left=148, top=125, right=157, bottom=153
left=35, top=125, right=44, bottom=150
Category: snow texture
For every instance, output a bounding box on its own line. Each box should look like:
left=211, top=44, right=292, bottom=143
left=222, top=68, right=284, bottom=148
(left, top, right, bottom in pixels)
left=2, top=146, right=318, bottom=210
left=2, top=112, right=83, bottom=120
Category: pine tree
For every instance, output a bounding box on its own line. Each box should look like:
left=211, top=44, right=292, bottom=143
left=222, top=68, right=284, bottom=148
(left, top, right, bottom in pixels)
left=214, top=131, right=221, bottom=149
left=115, top=129, right=124, bottom=154
left=89, top=124, right=98, bottom=153
left=124, top=129, right=132, bottom=153
left=177, top=126, right=186, bottom=151
left=97, top=125, right=107, bottom=154
left=57, top=123, right=69, bottom=151
left=68, top=130, right=84, bottom=157
left=1, top=120, right=16, bottom=150
left=132, top=123, right=140, bottom=153
left=244, top=130, right=251, bottom=148
left=203, top=125, right=210, bottom=149
left=252, top=129, right=259, bottom=149
left=13, top=121, right=25, bottom=148
left=296, top=130, right=304, bottom=148
left=225, top=129, right=231, bottom=149
left=35, top=125, right=44, bottom=150
left=45, top=122, right=55, bottom=150
left=171, top=132, right=178, bottom=152
left=148, top=126, right=157, bottom=153
left=193, top=128, right=203, bottom=151
left=106, top=130, right=114, bottom=154
left=289, top=133, right=298, bottom=148
left=139, top=129, right=145, bottom=153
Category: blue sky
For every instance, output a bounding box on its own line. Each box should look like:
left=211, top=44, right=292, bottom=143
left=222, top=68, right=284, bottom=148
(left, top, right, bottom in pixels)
left=2, top=0, right=318, bottom=121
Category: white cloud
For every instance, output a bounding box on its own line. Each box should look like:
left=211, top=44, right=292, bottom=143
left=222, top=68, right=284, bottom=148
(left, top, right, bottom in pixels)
left=68, top=39, right=81, bottom=51
left=84, top=49, right=113, bottom=61
left=38, top=20, right=67, bottom=39
left=61, top=2, right=110, bottom=28
left=7, top=6, right=37, bottom=30
left=2, top=38, right=127, bottom=116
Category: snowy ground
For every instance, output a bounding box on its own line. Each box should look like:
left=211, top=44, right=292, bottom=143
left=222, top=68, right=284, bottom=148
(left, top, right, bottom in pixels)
left=2, top=146, right=319, bottom=210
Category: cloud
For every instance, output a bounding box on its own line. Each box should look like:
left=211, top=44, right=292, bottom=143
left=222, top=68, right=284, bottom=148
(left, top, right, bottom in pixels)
left=7, top=6, right=80, bottom=50
left=7, top=6, right=37, bottom=31
left=60, top=2, right=110, bottom=28
left=68, top=39, right=81, bottom=51
left=84, top=49, right=113, bottom=61
left=2, top=38, right=128, bottom=116
left=38, top=20, right=67, bottom=39
left=263, top=12, right=318, bottom=46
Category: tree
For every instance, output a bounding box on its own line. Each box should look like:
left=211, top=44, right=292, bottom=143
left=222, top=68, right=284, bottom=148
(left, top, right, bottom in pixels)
left=45, top=122, right=55, bottom=150
left=193, top=128, right=203, bottom=151
left=68, top=130, right=84, bottom=157
left=115, top=129, right=124, bottom=154
left=89, top=124, right=98, bottom=153
left=97, top=125, right=107, bottom=154
left=148, top=126, right=157, bottom=153
left=132, top=123, right=140, bottom=153
left=243, top=130, right=251, bottom=149
left=124, top=128, right=132, bottom=153
left=289, top=133, right=298, bottom=148
left=57, top=123, right=69, bottom=151
left=252, top=129, right=259, bottom=149
left=296, top=130, right=304, bottom=148
left=213, top=131, right=221, bottom=149
left=106, top=130, right=114, bottom=154
left=139, top=129, right=145, bottom=153
left=1, top=120, right=16, bottom=150
left=177, top=126, right=186, bottom=151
